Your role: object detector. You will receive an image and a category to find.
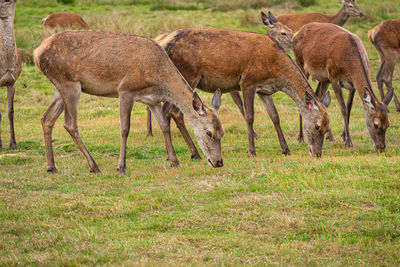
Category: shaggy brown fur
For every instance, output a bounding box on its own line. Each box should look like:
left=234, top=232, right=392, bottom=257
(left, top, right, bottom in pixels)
left=34, top=31, right=224, bottom=174
left=154, top=27, right=331, bottom=158
left=294, top=23, right=391, bottom=152
left=368, top=19, right=400, bottom=112
left=42, top=12, right=89, bottom=36
left=0, top=0, right=21, bottom=152
left=277, top=0, right=363, bottom=32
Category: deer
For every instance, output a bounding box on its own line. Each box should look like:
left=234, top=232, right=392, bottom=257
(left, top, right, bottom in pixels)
left=147, top=11, right=299, bottom=159
left=33, top=30, right=224, bottom=174
left=145, top=20, right=332, bottom=158
left=42, top=12, right=89, bottom=36
left=368, top=19, right=400, bottom=112
left=294, top=22, right=392, bottom=152
left=277, top=0, right=363, bottom=32
left=0, top=0, right=21, bottom=152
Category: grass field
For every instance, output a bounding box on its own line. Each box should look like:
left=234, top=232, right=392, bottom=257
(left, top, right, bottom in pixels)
left=1, top=0, right=400, bottom=265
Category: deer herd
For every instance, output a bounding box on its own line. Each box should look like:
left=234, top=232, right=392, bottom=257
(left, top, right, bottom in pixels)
left=0, top=0, right=399, bottom=173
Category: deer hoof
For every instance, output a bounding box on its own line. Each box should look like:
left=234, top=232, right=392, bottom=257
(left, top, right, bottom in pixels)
left=90, top=167, right=101, bottom=173
left=297, top=136, right=304, bottom=144
left=117, top=166, right=126, bottom=175
left=47, top=167, right=59, bottom=173
left=170, top=161, right=180, bottom=168
left=191, top=153, right=201, bottom=160
left=10, top=143, right=17, bottom=150
left=282, top=149, right=291, bottom=156
left=248, top=151, right=257, bottom=157
left=146, top=131, right=153, bottom=137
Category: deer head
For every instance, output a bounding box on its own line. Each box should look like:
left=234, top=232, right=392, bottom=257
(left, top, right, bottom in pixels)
left=261, top=11, right=294, bottom=50
left=192, top=89, right=225, bottom=168
left=342, top=0, right=364, bottom=18
left=303, top=91, right=331, bottom=157
left=363, top=89, right=391, bottom=152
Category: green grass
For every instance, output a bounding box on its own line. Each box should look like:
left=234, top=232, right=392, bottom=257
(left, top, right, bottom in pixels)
left=1, top=0, right=400, bottom=265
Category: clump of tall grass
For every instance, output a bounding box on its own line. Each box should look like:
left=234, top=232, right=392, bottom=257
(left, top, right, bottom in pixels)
left=87, top=11, right=205, bottom=38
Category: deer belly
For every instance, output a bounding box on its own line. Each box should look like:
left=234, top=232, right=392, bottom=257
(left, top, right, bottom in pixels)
left=305, top=65, right=329, bottom=82
left=80, top=78, right=119, bottom=98
left=196, top=74, right=240, bottom=93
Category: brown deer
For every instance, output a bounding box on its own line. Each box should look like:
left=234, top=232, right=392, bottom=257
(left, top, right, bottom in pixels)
left=33, top=30, right=224, bottom=174
left=42, top=12, right=89, bottom=36
left=0, top=0, right=21, bottom=152
left=277, top=0, right=363, bottom=32
left=147, top=11, right=298, bottom=158
left=147, top=23, right=332, bottom=158
left=368, top=19, right=400, bottom=112
left=294, top=23, right=392, bottom=152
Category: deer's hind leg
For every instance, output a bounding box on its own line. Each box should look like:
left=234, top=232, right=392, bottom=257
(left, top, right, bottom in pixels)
left=62, top=82, right=100, bottom=173
left=146, top=106, right=153, bottom=136
left=41, top=87, right=64, bottom=173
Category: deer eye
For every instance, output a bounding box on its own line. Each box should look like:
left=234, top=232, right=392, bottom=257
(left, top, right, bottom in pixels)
left=315, top=124, right=320, bottom=131
left=206, top=130, right=212, bottom=137
left=374, top=123, right=379, bottom=129
left=281, top=32, right=287, bottom=36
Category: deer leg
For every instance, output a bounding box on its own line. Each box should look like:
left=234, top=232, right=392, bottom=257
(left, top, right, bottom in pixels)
left=7, top=85, right=17, bottom=150
left=41, top=89, right=64, bottom=173
left=168, top=105, right=201, bottom=160
left=62, top=83, right=100, bottom=173
left=376, top=59, right=386, bottom=101
left=242, top=86, right=257, bottom=157
left=383, top=57, right=399, bottom=112
left=146, top=106, right=153, bottom=136
left=315, top=82, right=334, bottom=141
left=257, top=93, right=291, bottom=155
left=0, top=110, right=2, bottom=152
left=332, top=82, right=353, bottom=148
left=230, top=91, right=258, bottom=140
left=148, top=103, right=179, bottom=167
left=341, top=89, right=356, bottom=141
left=298, top=115, right=304, bottom=144
left=117, top=93, right=134, bottom=174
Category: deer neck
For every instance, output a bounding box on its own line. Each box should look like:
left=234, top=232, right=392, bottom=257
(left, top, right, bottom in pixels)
left=0, top=16, right=18, bottom=72
left=163, top=73, right=201, bottom=126
left=330, top=6, right=350, bottom=26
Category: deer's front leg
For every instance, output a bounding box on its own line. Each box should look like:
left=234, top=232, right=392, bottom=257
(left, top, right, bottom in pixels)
left=258, top=93, right=291, bottom=155
left=230, top=91, right=258, bottom=140
left=118, top=93, right=134, bottom=174
left=332, top=81, right=353, bottom=148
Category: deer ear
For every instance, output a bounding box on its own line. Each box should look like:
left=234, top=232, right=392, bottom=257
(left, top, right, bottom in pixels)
left=193, top=92, right=206, bottom=116
left=268, top=11, right=278, bottom=23
left=363, top=88, right=375, bottom=109
left=322, top=91, right=331, bottom=108
left=261, top=11, right=275, bottom=28
left=212, top=89, right=222, bottom=111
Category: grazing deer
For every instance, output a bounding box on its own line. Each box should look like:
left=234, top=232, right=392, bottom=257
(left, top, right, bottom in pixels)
left=0, top=0, right=21, bottom=152
left=33, top=31, right=224, bottom=174
left=294, top=23, right=392, bottom=152
left=147, top=11, right=297, bottom=158
left=368, top=19, right=400, bottom=112
left=42, top=12, right=89, bottom=36
left=277, top=0, right=363, bottom=32
left=148, top=24, right=331, bottom=158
